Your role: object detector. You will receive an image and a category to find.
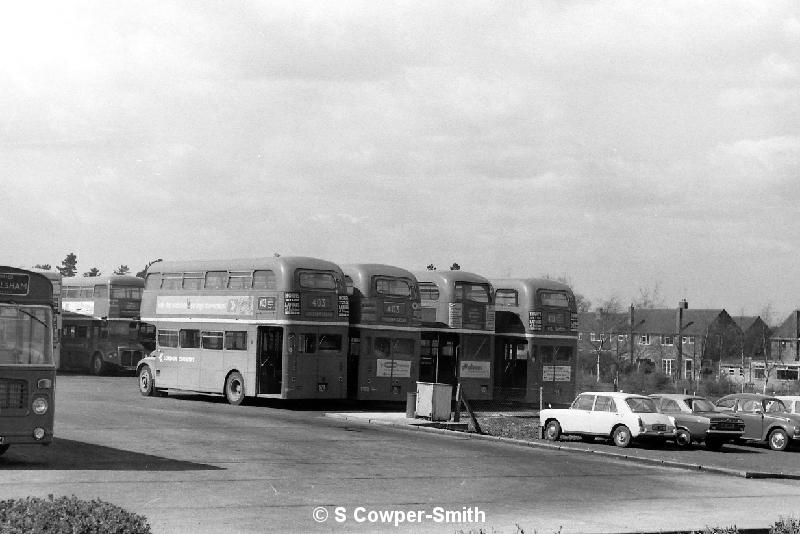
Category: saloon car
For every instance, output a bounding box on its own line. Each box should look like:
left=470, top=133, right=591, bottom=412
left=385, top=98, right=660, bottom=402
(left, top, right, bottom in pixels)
left=715, top=393, right=800, bottom=451
left=777, top=396, right=800, bottom=414
left=540, top=392, right=676, bottom=448
left=650, top=394, right=745, bottom=450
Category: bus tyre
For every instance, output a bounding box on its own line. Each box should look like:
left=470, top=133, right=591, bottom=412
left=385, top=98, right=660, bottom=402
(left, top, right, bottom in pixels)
left=0, top=444, right=8, bottom=456
left=91, top=354, right=105, bottom=376
left=139, top=366, right=156, bottom=397
left=225, top=371, right=246, bottom=406
left=612, top=425, right=632, bottom=448
left=768, top=428, right=789, bottom=451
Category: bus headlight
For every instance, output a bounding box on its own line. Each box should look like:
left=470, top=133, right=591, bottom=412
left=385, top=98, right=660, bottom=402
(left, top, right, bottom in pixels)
left=32, top=396, right=48, bottom=415
left=107, top=351, right=118, bottom=360
left=32, top=427, right=46, bottom=440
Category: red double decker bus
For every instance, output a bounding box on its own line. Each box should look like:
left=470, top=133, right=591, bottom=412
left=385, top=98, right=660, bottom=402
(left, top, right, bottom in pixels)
left=137, top=257, right=350, bottom=403
left=0, top=267, right=56, bottom=456
left=342, top=264, right=421, bottom=401
left=414, top=270, right=495, bottom=401
left=491, top=278, right=578, bottom=405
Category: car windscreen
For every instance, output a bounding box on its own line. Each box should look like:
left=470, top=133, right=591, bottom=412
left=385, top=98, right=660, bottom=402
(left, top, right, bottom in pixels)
left=687, top=398, right=716, bottom=412
left=625, top=397, right=658, bottom=413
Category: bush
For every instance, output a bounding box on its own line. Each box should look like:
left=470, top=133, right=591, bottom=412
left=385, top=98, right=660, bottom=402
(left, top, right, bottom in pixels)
left=0, top=494, right=151, bottom=534
left=771, top=516, right=800, bottom=534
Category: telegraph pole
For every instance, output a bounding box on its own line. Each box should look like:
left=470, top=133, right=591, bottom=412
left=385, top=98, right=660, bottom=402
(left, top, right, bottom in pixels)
left=677, top=299, right=688, bottom=380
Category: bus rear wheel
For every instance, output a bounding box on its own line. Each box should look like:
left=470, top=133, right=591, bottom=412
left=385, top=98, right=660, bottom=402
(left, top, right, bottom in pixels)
left=224, top=371, right=246, bottom=406
left=139, top=366, right=156, bottom=397
left=0, top=444, right=8, bottom=456
left=91, top=354, right=105, bottom=376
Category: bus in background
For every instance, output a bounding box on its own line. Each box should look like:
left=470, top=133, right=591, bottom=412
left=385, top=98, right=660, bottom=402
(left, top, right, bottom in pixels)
left=0, top=267, right=56, bottom=456
left=59, top=275, right=148, bottom=375
left=136, top=257, right=350, bottom=404
left=33, top=269, right=62, bottom=369
left=414, top=270, right=495, bottom=401
left=342, top=264, right=421, bottom=401
left=491, top=278, right=578, bottom=406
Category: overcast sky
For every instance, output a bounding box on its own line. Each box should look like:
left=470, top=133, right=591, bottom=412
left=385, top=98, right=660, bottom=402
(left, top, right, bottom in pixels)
left=2, top=1, right=798, bottom=321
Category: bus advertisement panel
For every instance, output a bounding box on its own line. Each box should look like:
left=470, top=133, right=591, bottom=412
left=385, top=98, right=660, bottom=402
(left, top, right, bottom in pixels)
left=0, top=267, right=56, bottom=456
left=415, top=270, right=495, bottom=401
left=137, top=257, right=350, bottom=403
left=492, top=278, right=578, bottom=406
left=342, top=264, right=421, bottom=401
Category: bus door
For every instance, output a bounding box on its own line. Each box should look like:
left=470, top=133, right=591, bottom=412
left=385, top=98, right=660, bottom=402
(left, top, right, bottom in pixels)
left=347, top=328, right=360, bottom=399
left=496, top=338, right=528, bottom=397
left=436, top=333, right=458, bottom=386
left=257, top=326, right=283, bottom=395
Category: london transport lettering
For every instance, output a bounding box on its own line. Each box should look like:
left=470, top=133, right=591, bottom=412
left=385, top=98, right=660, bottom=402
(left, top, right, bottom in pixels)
left=0, top=273, right=29, bottom=295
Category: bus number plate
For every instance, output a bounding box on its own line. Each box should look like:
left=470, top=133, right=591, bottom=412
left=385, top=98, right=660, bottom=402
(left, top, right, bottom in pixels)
left=317, top=383, right=328, bottom=392
left=0, top=437, right=4, bottom=445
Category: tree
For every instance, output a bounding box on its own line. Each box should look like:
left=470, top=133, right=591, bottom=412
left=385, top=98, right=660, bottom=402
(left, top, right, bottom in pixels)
left=33, top=264, right=51, bottom=270
left=113, top=265, right=130, bottom=275
left=633, top=283, right=665, bottom=309
left=426, top=264, right=436, bottom=271
left=57, top=253, right=78, bottom=278
left=83, top=268, right=101, bottom=277
left=449, top=263, right=461, bottom=270
left=135, top=259, right=163, bottom=279
left=541, top=273, right=590, bottom=312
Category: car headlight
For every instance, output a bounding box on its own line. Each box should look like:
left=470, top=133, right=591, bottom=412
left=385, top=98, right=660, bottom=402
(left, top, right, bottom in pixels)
left=32, top=396, right=48, bottom=415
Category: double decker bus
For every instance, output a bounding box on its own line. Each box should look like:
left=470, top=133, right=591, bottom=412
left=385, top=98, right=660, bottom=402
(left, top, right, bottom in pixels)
left=0, top=267, right=56, bottom=456
left=414, top=270, right=495, bottom=401
left=59, top=275, right=148, bottom=374
left=491, top=278, right=578, bottom=406
left=342, top=264, right=421, bottom=401
left=33, top=269, right=62, bottom=369
left=136, top=257, right=350, bottom=404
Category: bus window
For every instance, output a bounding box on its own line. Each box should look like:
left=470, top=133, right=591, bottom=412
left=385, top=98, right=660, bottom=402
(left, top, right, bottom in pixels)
left=392, top=338, right=414, bottom=357
left=253, top=270, right=276, bottom=289
left=201, top=331, right=224, bottom=350
left=318, top=334, right=342, bottom=352
left=344, top=276, right=354, bottom=296
left=205, top=271, right=227, bottom=290
left=227, top=271, right=252, bottom=289
left=298, top=334, right=316, bottom=353
left=179, top=329, right=200, bottom=348
left=80, top=287, right=94, bottom=299
left=77, top=325, right=89, bottom=338
left=182, top=273, right=203, bottom=290
left=540, top=291, right=570, bottom=308
left=374, top=338, right=390, bottom=357
left=375, top=278, right=412, bottom=297
left=145, top=273, right=161, bottom=290
left=65, top=287, right=80, bottom=298
left=162, top=274, right=182, bottom=290
left=224, top=331, right=247, bottom=350
left=494, top=289, right=518, bottom=307
left=112, top=287, right=142, bottom=299
left=419, top=283, right=439, bottom=301
left=158, top=329, right=179, bottom=348
left=455, top=283, right=490, bottom=303
left=298, top=271, right=335, bottom=290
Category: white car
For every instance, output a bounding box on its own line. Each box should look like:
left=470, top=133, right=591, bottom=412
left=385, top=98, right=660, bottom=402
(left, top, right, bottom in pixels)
left=540, top=391, right=676, bottom=448
left=777, top=396, right=800, bottom=414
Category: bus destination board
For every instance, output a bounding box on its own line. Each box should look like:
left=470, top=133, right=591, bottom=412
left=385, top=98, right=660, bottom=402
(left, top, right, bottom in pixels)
left=0, top=273, right=29, bottom=295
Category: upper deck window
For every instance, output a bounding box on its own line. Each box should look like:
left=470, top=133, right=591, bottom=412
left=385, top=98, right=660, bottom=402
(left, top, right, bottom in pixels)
left=182, top=273, right=203, bottom=290
left=111, top=287, right=141, bottom=299
left=144, top=273, right=161, bottom=290
left=63, top=287, right=80, bottom=298
left=205, top=271, right=227, bottom=290
left=162, top=273, right=183, bottom=290
left=80, top=287, right=94, bottom=298
left=419, top=283, right=439, bottom=301
left=298, top=271, right=336, bottom=290
left=344, top=276, right=354, bottom=296
left=253, top=270, right=276, bottom=290
left=540, top=291, right=570, bottom=308
left=375, top=278, right=412, bottom=297
left=455, top=283, right=490, bottom=303
left=94, top=285, right=109, bottom=298
left=494, top=289, right=518, bottom=307
left=228, top=271, right=253, bottom=289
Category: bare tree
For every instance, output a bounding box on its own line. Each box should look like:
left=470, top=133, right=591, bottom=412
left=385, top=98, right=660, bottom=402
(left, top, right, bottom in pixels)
left=633, top=283, right=665, bottom=309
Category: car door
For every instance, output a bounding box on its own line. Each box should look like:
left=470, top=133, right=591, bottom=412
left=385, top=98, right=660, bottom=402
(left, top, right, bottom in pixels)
left=590, top=395, right=619, bottom=435
left=562, top=394, right=594, bottom=433
left=738, top=399, right=765, bottom=440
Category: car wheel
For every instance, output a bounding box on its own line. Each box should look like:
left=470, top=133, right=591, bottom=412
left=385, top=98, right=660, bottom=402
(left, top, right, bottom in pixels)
left=0, top=444, right=9, bottom=456
left=91, top=354, right=105, bottom=376
left=705, top=438, right=724, bottom=451
left=675, top=428, right=692, bottom=448
left=612, top=425, right=632, bottom=448
left=544, top=420, right=561, bottom=441
left=224, top=371, right=246, bottom=406
left=138, top=366, right=155, bottom=397
left=768, top=428, right=789, bottom=451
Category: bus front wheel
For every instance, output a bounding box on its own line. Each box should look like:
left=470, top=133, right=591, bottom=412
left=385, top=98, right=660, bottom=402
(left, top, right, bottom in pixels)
left=91, top=354, right=105, bottom=376
left=225, top=371, right=246, bottom=406
left=139, top=366, right=156, bottom=397
left=0, top=444, right=8, bottom=456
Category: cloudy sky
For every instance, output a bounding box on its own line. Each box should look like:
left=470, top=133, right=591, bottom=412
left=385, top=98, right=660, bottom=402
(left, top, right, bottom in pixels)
left=2, top=1, right=798, bottom=321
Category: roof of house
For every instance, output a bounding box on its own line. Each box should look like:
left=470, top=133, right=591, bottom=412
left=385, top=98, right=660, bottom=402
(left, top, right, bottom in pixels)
left=578, top=308, right=728, bottom=336
left=772, top=311, right=799, bottom=339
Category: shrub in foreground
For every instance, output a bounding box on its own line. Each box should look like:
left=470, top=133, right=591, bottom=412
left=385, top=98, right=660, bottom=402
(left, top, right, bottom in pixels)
left=0, top=494, right=151, bottom=534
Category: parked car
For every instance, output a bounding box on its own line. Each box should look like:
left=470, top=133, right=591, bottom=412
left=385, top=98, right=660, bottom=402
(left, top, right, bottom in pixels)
left=650, top=394, right=745, bottom=450
left=776, top=396, right=800, bottom=414
left=714, top=393, right=800, bottom=451
left=540, top=392, right=676, bottom=448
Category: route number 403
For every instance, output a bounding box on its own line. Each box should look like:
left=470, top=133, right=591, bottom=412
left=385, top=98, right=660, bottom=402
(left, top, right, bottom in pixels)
left=311, top=298, right=328, bottom=308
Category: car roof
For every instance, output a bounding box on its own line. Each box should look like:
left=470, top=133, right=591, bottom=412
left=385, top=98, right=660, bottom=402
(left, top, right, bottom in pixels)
left=717, top=393, right=776, bottom=401
left=649, top=393, right=705, bottom=400
left=577, top=391, right=648, bottom=399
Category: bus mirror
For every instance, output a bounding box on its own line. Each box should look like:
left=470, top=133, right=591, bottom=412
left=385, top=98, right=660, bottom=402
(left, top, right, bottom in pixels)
left=101, top=318, right=108, bottom=327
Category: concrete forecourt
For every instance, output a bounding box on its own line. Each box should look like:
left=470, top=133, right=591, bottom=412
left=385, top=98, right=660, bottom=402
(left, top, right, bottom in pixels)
left=2, top=376, right=800, bottom=534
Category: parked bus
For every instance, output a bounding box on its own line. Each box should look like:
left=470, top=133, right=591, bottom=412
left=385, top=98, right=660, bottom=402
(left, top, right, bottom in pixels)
left=33, top=269, right=62, bottom=369
left=0, top=266, right=56, bottom=456
left=59, top=275, right=148, bottom=374
left=491, top=278, right=578, bottom=406
left=414, top=270, right=495, bottom=401
left=136, top=257, right=350, bottom=404
left=342, top=264, right=421, bottom=401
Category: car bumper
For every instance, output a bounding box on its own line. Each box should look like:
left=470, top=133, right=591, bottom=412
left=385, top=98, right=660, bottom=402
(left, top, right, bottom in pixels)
left=637, top=429, right=676, bottom=438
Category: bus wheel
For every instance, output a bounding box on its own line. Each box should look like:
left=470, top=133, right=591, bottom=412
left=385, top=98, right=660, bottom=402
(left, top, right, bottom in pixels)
left=224, top=371, right=245, bottom=405
left=138, top=366, right=156, bottom=397
left=0, top=444, right=9, bottom=456
left=91, top=354, right=105, bottom=376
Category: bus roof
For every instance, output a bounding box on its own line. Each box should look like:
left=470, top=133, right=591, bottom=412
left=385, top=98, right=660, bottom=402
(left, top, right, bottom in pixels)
left=413, top=270, right=490, bottom=287
left=491, top=277, right=573, bottom=303
left=61, top=275, right=144, bottom=288
left=341, top=264, right=418, bottom=291
left=150, top=256, right=343, bottom=277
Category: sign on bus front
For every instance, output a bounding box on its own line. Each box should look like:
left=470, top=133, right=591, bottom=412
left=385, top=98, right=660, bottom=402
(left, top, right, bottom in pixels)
left=0, top=273, right=29, bottom=295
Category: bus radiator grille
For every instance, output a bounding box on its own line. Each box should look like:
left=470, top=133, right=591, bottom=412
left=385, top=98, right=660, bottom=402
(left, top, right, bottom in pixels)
left=0, top=379, right=28, bottom=411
